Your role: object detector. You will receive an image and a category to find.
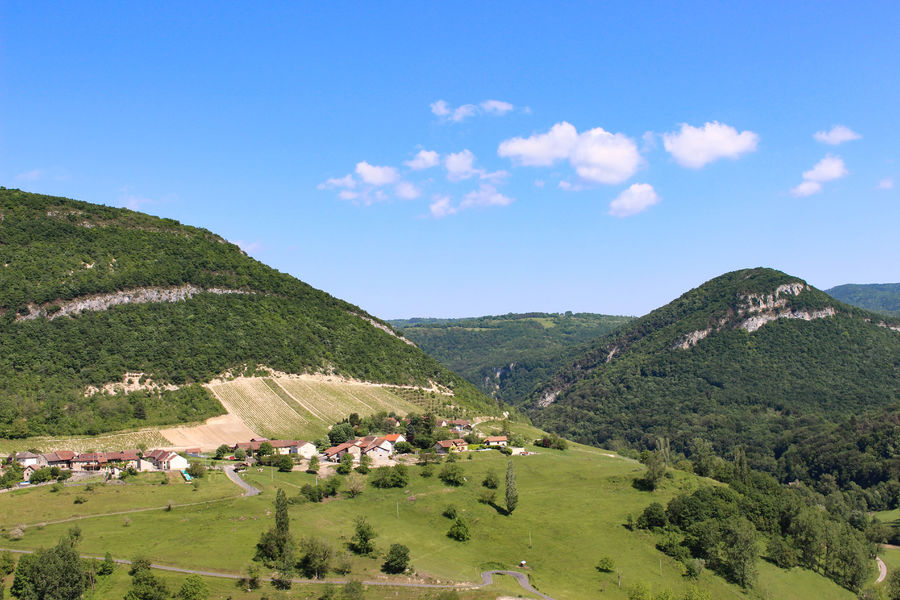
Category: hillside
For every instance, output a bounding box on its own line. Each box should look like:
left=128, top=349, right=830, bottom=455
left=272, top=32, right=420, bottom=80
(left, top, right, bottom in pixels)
left=530, top=268, right=900, bottom=489
left=390, top=312, right=632, bottom=405
left=826, top=282, right=900, bottom=317
left=0, top=188, right=497, bottom=439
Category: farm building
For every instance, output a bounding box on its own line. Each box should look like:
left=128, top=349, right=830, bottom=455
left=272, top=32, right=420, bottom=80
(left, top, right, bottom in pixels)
left=14, top=451, right=41, bottom=467
left=41, top=451, right=76, bottom=469
left=324, top=441, right=362, bottom=462
left=434, top=438, right=468, bottom=453
left=270, top=440, right=317, bottom=458
left=72, top=452, right=108, bottom=472
left=144, top=449, right=190, bottom=471
left=383, top=433, right=406, bottom=444
left=359, top=436, right=393, bottom=459
left=484, top=436, right=508, bottom=447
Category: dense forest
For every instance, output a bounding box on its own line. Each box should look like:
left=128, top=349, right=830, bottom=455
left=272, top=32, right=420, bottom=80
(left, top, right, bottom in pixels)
left=390, top=312, right=632, bottom=404
left=531, top=268, right=900, bottom=499
left=826, top=282, right=900, bottom=317
left=0, top=189, right=497, bottom=437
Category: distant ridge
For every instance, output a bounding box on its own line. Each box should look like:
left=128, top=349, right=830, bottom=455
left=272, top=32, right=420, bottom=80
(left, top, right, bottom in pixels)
left=826, top=282, right=900, bottom=317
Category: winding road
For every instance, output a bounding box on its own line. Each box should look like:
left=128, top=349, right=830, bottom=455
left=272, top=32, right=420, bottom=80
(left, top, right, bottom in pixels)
left=0, top=548, right=554, bottom=598
left=224, top=465, right=260, bottom=496
left=876, top=556, right=887, bottom=584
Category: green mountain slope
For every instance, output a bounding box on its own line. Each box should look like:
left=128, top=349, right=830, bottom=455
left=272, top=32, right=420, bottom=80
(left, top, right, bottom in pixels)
left=826, top=282, right=900, bottom=316
left=390, top=312, right=632, bottom=405
left=0, top=188, right=496, bottom=437
left=530, top=268, right=900, bottom=488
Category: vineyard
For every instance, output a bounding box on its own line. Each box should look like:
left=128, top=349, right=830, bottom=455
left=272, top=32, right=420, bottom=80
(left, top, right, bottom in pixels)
left=206, top=378, right=311, bottom=440
left=0, top=428, right=171, bottom=454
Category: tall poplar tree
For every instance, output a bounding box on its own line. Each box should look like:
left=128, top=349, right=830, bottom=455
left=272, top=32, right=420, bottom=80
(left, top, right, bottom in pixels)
left=505, top=460, right=518, bottom=514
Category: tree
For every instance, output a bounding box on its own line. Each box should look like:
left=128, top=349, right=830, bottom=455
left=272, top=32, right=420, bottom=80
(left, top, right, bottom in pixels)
left=97, top=552, right=116, bottom=576
left=596, top=556, right=615, bottom=572
left=349, top=516, right=377, bottom=555
left=186, top=461, right=206, bottom=478
left=329, top=423, right=354, bottom=445
left=382, top=544, right=410, bottom=574
left=11, top=537, right=85, bottom=600
left=342, top=580, right=365, bottom=600
left=505, top=460, right=518, bottom=514
left=277, top=455, right=294, bottom=472
left=234, top=447, right=247, bottom=461
left=356, top=453, right=372, bottom=474
left=721, top=518, right=758, bottom=588
left=636, top=502, right=667, bottom=529
left=346, top=473, right=365, bottom=498
left=176, top=574, right=209, bottom=600
left=641, top=451, right=666, bottom=490
left=255, top=488, right=293, bottom=567
left=298, top=537, right=333, bottom=579
left=482, top=470, right=499, bottom=489
left=307, top=455, right=320, bottom=473
left=337, top=452, right=354, bottom=475
left=214, top=444, right=230, bottom=460
left=0, top=551, right=16, bottom=576
left=888, top=569, right=900, bottom=600
left=124, top=567, right=169, bottom=600
left=439, top=463, right=465, bottom=486
left=447, top=518, right=470, bottom=541
left=257, top=441, right=274, bottom=457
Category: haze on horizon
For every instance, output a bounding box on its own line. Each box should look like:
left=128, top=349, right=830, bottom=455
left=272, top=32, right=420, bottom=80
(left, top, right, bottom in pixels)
left=1, top=3, right=897, bottom=319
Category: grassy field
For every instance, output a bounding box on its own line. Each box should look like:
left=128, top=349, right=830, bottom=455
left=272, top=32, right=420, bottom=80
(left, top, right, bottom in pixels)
left=0, top=428, right=859, bottom=600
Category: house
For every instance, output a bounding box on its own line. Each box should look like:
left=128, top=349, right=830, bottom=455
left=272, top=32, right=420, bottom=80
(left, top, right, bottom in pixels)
left=105, top=450, right=141, bottom=469
left=434, top=438, right=468, bottom=453
left=23, top=464, right=39, bottom=481
left=383, top=417, right=399, bottom=428
left=144, top=449, right=189, bottom=471
left=14, top=451, right=42, bottom=467
left=41, top=451, right=75, bottom=469
left=233, top=441, right=265, bottom=453
left=359, top=437, right=393, bottom=459
left=448, top=419, right=472, bottom=433
left=71, top=452, right=109, bottom=472
left=383, top=433, right=406, bottom=445
left=323, top=441, right=361, bottom=462
left=294, top=441, right=318, bottom=459
left=484, top=436, right=508, bottom=448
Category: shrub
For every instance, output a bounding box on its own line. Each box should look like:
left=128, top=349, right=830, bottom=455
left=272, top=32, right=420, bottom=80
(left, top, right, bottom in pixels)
left=277, top=455, right=294, bottom=473
left=50, top=482, right=64, bottom=493
left=73, top=496, right=87, bottom=504
left=337, top=453, right=354, bottom=475
left=382, top=544, right=410, bottom=574
left=447, top=518, right=471, bottom=541
left=439, top=463, right=465, bottom=486
left=370, top=465, right=408, bottom=489
left=636, top=502, right=666, bottom=529
left=349, top=517, right=377, bottom=555
left=420, top=464, right=434, bottom=478
left=477, top=488, right=496, bottom=504
left=394, top=441, right=413, bottom=454
left=307, top=455, right=320, bottom=473
left=481, top=470, right=499, bottom=489
left=442, top=504, right=458, bottom=519
left=596, top=556, right=615, bottom=572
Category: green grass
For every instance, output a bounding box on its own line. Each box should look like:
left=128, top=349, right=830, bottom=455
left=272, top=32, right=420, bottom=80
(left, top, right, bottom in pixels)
left=0, top=471, right=238, bottom=527
left=1, top=442, right=859, bottom=600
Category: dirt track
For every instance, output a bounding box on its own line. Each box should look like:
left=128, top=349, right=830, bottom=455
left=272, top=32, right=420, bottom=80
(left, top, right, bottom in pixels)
left=160, top=413, right=259, bottom=451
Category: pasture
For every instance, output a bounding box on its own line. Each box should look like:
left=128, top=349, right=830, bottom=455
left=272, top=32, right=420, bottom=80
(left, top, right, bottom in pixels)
left=1, top=432, right=859, bottom=600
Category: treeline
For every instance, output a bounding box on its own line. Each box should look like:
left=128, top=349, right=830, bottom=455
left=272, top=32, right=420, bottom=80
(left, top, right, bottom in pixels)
left=391, top=312, right=631, bottom=404
left=634, top=452, right=882, bottom=592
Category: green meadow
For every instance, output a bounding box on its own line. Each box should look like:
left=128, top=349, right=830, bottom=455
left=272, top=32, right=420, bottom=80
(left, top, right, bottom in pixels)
left=1, top=434, right=861, bottom=599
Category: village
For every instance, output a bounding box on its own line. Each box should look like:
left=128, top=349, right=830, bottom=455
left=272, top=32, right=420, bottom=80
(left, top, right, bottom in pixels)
left=0, top=416, right=520, bottom=487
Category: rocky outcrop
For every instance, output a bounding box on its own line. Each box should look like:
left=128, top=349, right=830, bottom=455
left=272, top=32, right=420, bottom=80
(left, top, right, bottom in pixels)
left=15, top=285, right=255, bottom=322
left=740, top=307, right=836, bottom=333
left=352, top=313, right=416, bottom=346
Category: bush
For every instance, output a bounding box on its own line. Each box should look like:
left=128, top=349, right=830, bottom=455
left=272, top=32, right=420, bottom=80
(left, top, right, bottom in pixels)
left=636, top=502, right=666, bottom=529
left=349, top=517, right=377, bottom=555
left=370, top=465, right=408, bottom=489
left=382, top=543, right=410, bottom=574
left=481, top=470, right=499, bottom=489
left=394, top=441, right=413, bottom=454
left=439, top=463, right=465, bottom=486
left=73, top=496, right=87, bottom=504
left=277, top=455, right=294, bottom=473
left=336, top=453, right=354, bottom=475
left=307, top=455, right=320, bottom=473
left=442, top=504, right=458, bottom=519
left=596, top=555, right=615, bottom=572
left=420, top=464, right=434, bottom=478
left=477, top=488, right=496, bottom=504
left=447, top=518, right=471, bottom=541
left=50, top=482, right=64, bottom=493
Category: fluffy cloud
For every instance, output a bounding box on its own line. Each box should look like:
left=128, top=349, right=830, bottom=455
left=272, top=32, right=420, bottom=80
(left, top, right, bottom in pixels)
left=429, top=195, right=456, bottom=218
left=877, top=177, right=894, bottom=190
left=498, top=122, right=641, bottom=184
left=790, top=155, right=848, bottom=197
left=662, top=121, right=759, bottom=169
left=428, top=185, right=514, bottom=218
left=355, top=161, right=399, bottom=186
left=394, top=181, right=421, bottom=200
left=445, top=149, right=480, bottom=181
left=317, top=174, right=356, bottom=190
left=608, top=183, right=660, bottom=217
left=431, top=99, right=516, bottom=122
left=404, top=150, right=440, bottom=170
left=814, top=125, right=861, bottom=145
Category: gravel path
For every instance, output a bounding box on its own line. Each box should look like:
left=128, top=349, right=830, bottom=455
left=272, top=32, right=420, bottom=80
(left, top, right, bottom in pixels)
left=224, top=465, right=260, bottom=496
left=876, top=556, right=887, bottom=584
left=0, top=548, right=554, bottom=597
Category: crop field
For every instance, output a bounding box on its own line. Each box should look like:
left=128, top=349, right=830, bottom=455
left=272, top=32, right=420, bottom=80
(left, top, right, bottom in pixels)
left=0, top=428, right=171, bottom=454
left=207, top=377, right=313, bottom=440
left=3, top=426, right=860, bottom=600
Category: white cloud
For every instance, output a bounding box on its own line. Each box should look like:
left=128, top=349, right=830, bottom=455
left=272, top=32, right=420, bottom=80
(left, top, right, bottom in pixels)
left=877, top=177, right=894, bottom=190
left=608, top=183, right=660, bottom=217
left=802, top=155, right=848, bottom=182
left=355, top=161, right=398, bottom=186
left=480, top=169, right=509, bottom=183
left=460, top=184, right=514, bottom=210
left=498, top=121, right=640, bottom=184
left=814, top=125, right=861, bottom=145
left=662, top=121, right=759, bottom=169
left=404, top=150, right=440, bottom=170
left=498, top=122, right=578, bottom=166
left=394, top=181, right=421, bottom=200
left=445, top=149, right=480, bottom=181
left=790, top=155, right=848, bottom=197
left=317, top=174, right=356, bottom=190
left=480, top=99, right=514, bottom=115
left=338, top=190, right=359, bottom=200
left=431, top=99, right=516, bottom=122
left=429, top=195, right=457, bottom=218
left=15, top=169, right=44, bottom=182
left=790, top=181, right=823, bottom=197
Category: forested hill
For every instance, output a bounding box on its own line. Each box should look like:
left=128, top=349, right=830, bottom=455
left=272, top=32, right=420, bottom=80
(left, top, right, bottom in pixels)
left=389, top=312, right=632, bottom=405
left=0, top=188, right=496, bottom=437
left=531, top=267, right=900, bottom=490
left=826, top=282, right=900, bottom=316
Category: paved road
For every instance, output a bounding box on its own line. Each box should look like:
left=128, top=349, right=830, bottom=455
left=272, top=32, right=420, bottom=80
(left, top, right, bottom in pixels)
left=224, top=465, right=260, bottom=496
left=0, top=548, right=553, bottom=597
left=876, top=556, right=887, bottom=584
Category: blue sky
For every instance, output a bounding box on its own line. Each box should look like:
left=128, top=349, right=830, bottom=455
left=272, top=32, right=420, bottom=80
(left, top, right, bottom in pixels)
left=2, top=3, right=897, bottom=318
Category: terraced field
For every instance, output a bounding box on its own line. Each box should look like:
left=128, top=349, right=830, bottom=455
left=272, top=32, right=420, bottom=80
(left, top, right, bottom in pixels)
left=0, top=429, right=171, bottom=454
left=205, top=375, right=422, bottom=441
